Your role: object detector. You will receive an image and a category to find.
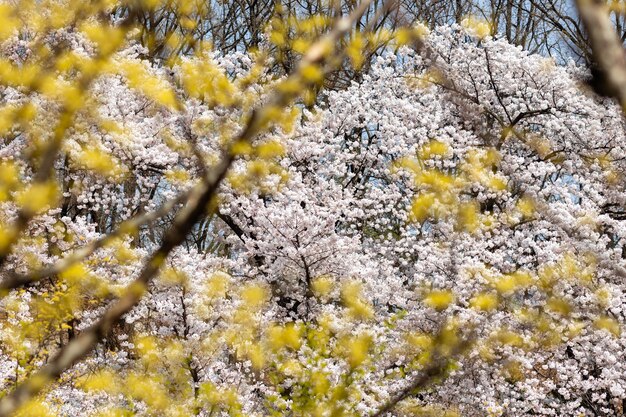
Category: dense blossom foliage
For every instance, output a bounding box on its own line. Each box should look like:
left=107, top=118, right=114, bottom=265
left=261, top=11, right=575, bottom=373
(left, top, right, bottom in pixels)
left=1, top=1, right=626, bottom=416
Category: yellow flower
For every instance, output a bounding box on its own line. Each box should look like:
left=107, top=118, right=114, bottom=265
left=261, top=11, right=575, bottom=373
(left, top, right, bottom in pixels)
left=516, top=196, right=535, bottom=218
left=470, top=293, right=499, bottom=311
left=348, top=334, right=372, bottom=368
left=457, top=201, right=480, bottom=233
left=410, top=193, right=435, bottom=222
left=241, top=283, right=268, bottom=308
left=206, top=272, right=230, bottom=299
left=595, top=317, right=621, bottom=336
left=341, top=281, right=374, bottom=320
left=423, top=290, right=454, bottom=311
left=461, top=16, right=492, bottom=39
left=17, top=181, right=59, bottom=214
left=300, top=63, right=324, bottom=83
left=268, top=323, right=301, bottom=351
left=419, top=139, right=449, bottom=159
left=312, top=275, right=334, bottom=298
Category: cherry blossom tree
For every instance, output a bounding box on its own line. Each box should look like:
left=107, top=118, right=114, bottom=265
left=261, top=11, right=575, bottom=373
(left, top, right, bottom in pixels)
left=1, top=0, right=626, bottom=416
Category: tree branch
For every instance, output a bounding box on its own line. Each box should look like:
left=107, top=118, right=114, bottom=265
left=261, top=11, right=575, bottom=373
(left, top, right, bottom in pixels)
left=0, top=2, right=376, bottom=414
left=575, top=0, right=626, bottom=109
left=0, top=188, right=192, bottom=293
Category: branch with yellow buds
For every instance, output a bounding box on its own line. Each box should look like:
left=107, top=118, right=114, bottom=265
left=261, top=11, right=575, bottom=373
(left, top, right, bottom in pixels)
left=0, top=1, right=378, bottom=415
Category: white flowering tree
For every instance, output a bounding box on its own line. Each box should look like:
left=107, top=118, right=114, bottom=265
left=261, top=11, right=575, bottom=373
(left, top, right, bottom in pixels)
left=1, top=0, right=626, bottom=416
